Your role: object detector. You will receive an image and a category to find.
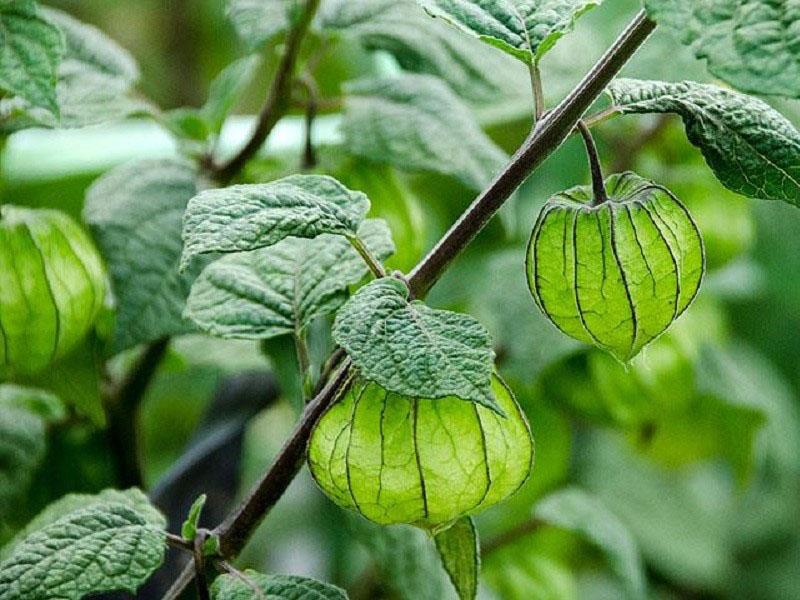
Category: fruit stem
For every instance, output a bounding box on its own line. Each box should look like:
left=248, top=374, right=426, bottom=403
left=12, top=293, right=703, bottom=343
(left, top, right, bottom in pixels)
left=577, top=120, right=609, bottom=206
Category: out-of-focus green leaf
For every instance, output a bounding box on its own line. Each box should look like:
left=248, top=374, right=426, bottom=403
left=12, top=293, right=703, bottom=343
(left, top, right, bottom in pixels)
left=643, top=0, right=800, bottom=98
left=84, top=159, right=202, bottom=352
left=320, top=0, right=528, bottom=107
left=226, top=0, right=291, bottom=51
left=0, top=0, right=63, bottom=116
left=607, top=79, right=800, bottom=206
left=416, top=0, right=601, bottom=63
left=341, top=74, right=508, bottom=191
left=536, top=487, right=647, bottom=600
left=185, top=219, right=394, bottom=339
left=332, top=277, right=499, bottom=411
left=434, top=517, right=479, bottom=600
left=180, top=174, right=370, bottom=270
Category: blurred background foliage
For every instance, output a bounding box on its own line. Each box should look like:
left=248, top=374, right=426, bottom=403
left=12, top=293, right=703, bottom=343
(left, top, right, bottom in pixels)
left=1, top=0, right=800, bottom=599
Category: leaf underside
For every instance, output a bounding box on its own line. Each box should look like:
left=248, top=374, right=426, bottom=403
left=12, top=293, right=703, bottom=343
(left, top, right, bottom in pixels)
left=434, top=516, right=480, bottom=600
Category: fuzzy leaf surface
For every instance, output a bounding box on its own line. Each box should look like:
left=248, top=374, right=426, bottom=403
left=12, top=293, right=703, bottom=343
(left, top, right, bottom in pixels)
left=332, top=277, right=498, bottom=411
left=416, top=0, right=601, bottom=63
left=607, top=79, right=800, bottom=205
left=211, top=570, right=347, bottom=599
left=180, top=174, right=370, bottom=270
left=186, top=219, right=393, bottom=339
left=644, top=0, right=800, bottom=97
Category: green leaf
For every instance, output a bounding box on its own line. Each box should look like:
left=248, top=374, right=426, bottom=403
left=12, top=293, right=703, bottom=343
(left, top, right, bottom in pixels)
left=0, top=488, right=166, bottom=598
left=643, top=0, right=800, bottom=98
left=0, top=1, right=63, bottom=115
left=415, top=0, right=601, bottom=63
left=211, top=570, right=347, bottom=600
left=332, top=277, right=499, bottom=411
left=319, top=0, right=527, bottom=106
left=186, top=219, right=394, bottom=339
left=606, top=79, right=800, bottom=206
left=341, top=74, right=508, bottom=191
left=202, top=54, right=260, bottom=135
left=434, top=517, right=480, bottom=600
left=226, top=0, right=292, bottom=51
left=181, top=494, right=206, bottom=541
left=536, top=487, right=647, bottom=600
left=180, top=174, right=370, bottom=270
left=0, top=385, right=62, bottom=529
left=84, top=159, right=202, bottom=352
left=1, top=7, right=146, bottom=131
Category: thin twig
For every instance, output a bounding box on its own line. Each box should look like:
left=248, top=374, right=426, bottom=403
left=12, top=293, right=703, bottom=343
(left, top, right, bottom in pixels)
left=165, top=532, right=194, bottom=552
left=193, top=532, right=211, bottom=600
left=530, top=62, right=545, bottom=122
left=576, top=120, right=609, bottom=205
left=295, top=73, right=319, bottom=170
left=211, top=0, right=321, bottom=182
left=313, top=347, right=346, bottom=396
left=106, top=337, right=170, bottom=488
left=407, top=10, right=656, bottom=298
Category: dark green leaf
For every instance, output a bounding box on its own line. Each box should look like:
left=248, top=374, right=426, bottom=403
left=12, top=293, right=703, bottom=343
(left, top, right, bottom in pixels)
left=332, top=277, right=499, bottom=411
left=416, top=0, right=601, bottom=63
left=185, top=219, right=393, bottom=339
left=434, top=517, right=480, bottom=600
left=211, top=570, right=347, bottom=600
left=180, top=174, right=370, bottom=270
left=606, top=79, right=800, bottom=205
left=84, top=159, right=202, bottom=352
left=0, top=488, right=166, bottom=599
left=341, top=74, right=508, bottom=191
left=537, top=487, right=647, bottom=600
left=644, top=0, right=800, bottom=97
left=0, top=1, right=63, bottom=115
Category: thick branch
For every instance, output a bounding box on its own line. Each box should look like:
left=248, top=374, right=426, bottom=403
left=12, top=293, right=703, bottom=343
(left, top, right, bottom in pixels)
left=106, top=337, right=169, bottom=488
left=211, top=0, right=320, bottom=182
left=407, top=10, right=655, bottom=298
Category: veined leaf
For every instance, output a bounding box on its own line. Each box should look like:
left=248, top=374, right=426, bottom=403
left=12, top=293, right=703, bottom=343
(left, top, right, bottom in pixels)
left=0, top=488, right=166, bottom=599
left=435, top=517, right=480, bottom=600
left=342, top=74, right=508, bottom=191
left=332, top=277, right=499, bottom=411
left=84, top=159, right=203, bottom=352
left=226, top=0, right=292, bottom=51
left=606, top=79, right=800, bottom=206
left=0, top=0, right=63, bottom=115
left=185, top=219, right=394, bottom=339
left=180, top=174, right=370, bottom=270
left=536, top=487, right=647, bottom=600
left=415, top=0, right=601, bottom=63
left=320, top=0, right=527, bottom=106
left=644, top=0, right=800, bottom=98
left=211, top=570, right=347, bottom=599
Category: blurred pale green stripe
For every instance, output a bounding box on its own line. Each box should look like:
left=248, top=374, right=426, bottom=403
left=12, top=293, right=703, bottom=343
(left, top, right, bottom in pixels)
left=1, top=115, right=344, bottom=183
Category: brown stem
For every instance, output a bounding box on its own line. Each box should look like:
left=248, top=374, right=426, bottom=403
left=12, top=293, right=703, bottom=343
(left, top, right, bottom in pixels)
left=577, top=120, right=609, bottom=205
left=211, top=0, right=321, bottom=183
left=193, top=532, right=211, bottom=600
left=295, top=73, right=319, bottom=170
left=407, top=10, right=655, bottom=298
left=106, top=337, right=169, bottom=488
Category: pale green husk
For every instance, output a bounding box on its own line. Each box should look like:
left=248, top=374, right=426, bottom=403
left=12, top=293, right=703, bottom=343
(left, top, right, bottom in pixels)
left=308, top=374, right=533, bottom=530
left=0, top=205, right=105, bottom=375
left=526, top=172, right=704, bottom=363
